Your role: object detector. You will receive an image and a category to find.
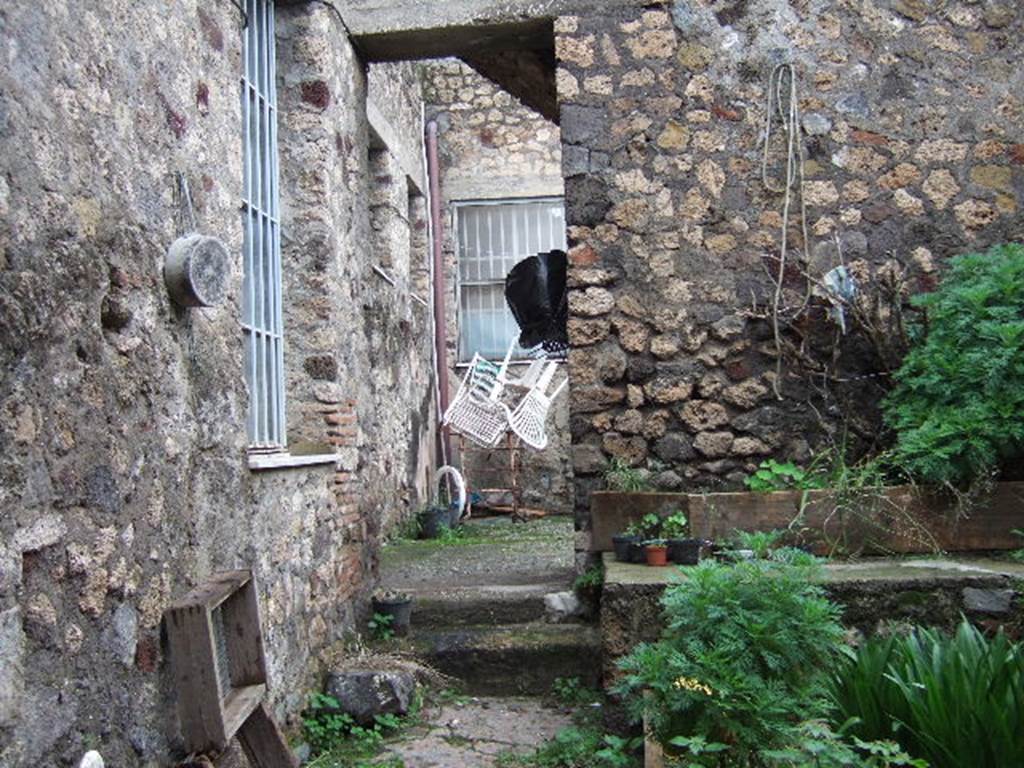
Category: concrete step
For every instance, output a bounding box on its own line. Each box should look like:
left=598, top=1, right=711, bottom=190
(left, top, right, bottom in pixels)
left=407, top=582, right=574, bottom=628
left=403, top=622, right=602, bottom=696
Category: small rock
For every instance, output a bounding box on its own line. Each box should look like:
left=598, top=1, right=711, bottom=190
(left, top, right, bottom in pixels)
left=544, top=592, right=582, bottom=623
left=14, top=514, right=66, bottom=553
left=652, top=470, right=684, bottom=490
left=104, top=602, right=138, bottom=667
left=835, top=93, right=869, bottom=119
left=962, top=587, right=1015, bottom=616
left=694, top=431, right=734, bottom=458
left=568, top=287, right=615, bottom=317
left=802, top=113, right=832, bottom=136
left=1, top=607, right=24, bottom=726
left=293, top=743, right=312, bottom=764
left=983, top=2, right=1014, bottom=28
left=325, top=670, right=416, bottom=725
left=78, top=751, right=105, bottom=768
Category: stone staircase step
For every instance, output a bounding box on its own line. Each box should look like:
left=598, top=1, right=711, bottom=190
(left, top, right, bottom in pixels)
left=404, top=622, right=602, bottom=696
left=407, top=582, right=574, bottom=628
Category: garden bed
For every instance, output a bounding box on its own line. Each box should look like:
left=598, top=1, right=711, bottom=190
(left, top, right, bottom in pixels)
left=599, top=552, right=1024, bottom=687
left=590, top=482, right=1024, bottom=556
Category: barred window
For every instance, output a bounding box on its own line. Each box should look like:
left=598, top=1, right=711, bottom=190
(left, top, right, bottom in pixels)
left=454, top=198, right=566, bottom=361
left=241, top=0, right=285, bottom=448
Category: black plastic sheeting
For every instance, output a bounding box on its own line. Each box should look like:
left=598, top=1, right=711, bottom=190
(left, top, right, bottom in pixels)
left=504, top=249, right=568, bottom=355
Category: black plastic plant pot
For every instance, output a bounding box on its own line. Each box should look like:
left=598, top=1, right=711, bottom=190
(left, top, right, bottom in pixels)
left=612, top=534, right=638, bottom=563
left=628, top=539, right=647, bottom=564
left=668, top=538, right=702, bottom=565
left=418, top=506, right=448, bottom=539
left=372, top=595, right=412, bottom=637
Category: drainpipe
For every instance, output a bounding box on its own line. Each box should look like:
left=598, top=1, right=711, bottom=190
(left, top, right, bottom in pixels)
left=426, top=120, right=451, bottom=468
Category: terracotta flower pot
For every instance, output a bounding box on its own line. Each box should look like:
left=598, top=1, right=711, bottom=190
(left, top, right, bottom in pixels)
left=645, top=544, right=668, bottom=567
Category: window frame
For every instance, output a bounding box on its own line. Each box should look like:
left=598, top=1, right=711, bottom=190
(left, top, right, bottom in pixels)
left=451, top=196, right=567, bottom=364
left=240, top=0, right=286, bottom=450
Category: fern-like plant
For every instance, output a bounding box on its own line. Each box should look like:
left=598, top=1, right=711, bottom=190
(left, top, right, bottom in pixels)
left=883, top=242, right=1024, bottom=487
left=615, top=558, right=845, bottom=760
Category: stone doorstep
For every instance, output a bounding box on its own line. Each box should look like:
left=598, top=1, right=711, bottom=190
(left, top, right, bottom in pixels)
left=406, top=582, right=575, bottom=628
left=602, top=552, right=1024, bottom=587
left=403, top=622, right=602, bottom=696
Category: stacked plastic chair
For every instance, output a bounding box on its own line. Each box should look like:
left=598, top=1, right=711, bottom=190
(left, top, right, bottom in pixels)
left=443, top=339, right=568, bottom=450
left=442, top=352, right=511, bottom=448
left=507, top=360, right=567, bottom=450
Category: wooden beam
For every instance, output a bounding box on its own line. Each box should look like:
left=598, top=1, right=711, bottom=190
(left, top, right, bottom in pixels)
left=221, top=580, right=268, bottom=687
left=238, top=702, right=300, bottom=768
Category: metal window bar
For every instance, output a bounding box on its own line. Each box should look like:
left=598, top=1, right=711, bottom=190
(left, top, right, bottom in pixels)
left=241, top=0, right=285, bottom=448
left=454, top=198, right=567, bottom=362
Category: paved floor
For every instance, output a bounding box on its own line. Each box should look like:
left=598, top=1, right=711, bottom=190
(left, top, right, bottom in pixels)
left=382, top=696, right=573, bottom=768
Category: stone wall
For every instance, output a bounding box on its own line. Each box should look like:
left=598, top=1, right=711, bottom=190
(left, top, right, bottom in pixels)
left=423, top=60, right=573, bottom=516
left=557, top=0, right=1024, bottom=536
left=0, top=2, right=435, bottom=764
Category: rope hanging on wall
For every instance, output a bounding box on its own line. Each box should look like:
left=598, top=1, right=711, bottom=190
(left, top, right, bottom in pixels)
left=760, top=62, right=811, bottom=400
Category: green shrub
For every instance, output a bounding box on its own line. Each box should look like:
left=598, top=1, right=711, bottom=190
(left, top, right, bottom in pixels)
left=732, top=529, right=785, bottom=558
left=367, top=612, right=395, bottom=641
left=550, top=676, right=601, bottom=708
left=883, top=242, right=1024, bottom=487
left=744, top=459, right=827, bottom=492
left=572, top=565, right=603, bottom=595
left=615, top=558, right=845, bottom=759
left=828, top=619, right=1024, bottom=768
left=604, top=458, right=649, bottom=492
left=671, top=720, right=924, bottom=767
left=761, top=720, right=925, bottom=767
left=661, top=510, right=688, bottom=539
left=303, top=692, right=412, bottom=766
left=496, top=726, right=641, bottom=768
left=303, top=693, right=356, bottom=755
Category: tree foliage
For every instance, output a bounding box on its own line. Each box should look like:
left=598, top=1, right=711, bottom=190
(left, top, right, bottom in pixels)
left=883, top=242, right=1024, bottom=486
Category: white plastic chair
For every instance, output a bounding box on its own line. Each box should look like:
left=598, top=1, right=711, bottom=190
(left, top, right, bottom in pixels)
left=507, top=361, right=567, bottom=450
left=443, top=353, right=512, bottom=447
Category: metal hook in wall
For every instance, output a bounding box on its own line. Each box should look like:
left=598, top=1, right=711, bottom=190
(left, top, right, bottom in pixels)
left=176, top=171, right=198, bottom=235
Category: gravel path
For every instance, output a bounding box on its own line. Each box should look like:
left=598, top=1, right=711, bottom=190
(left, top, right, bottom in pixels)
left=379, top=516, right=575, bottom=590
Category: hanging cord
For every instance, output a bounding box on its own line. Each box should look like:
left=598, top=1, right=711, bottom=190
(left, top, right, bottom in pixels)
left=176, top=171, right=198, bottom=235
left=760, top=62, right=811, bottom=400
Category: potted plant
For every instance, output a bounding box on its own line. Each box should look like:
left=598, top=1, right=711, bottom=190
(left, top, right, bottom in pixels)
left=644, top=538, right=668, bottom=566
left=611, top=525, right=639, bottom=563
left=663, top=510, right=702, bottom=565
left=631, top=513, right=662, bottom=563
left=371, top=590, right=412, bottom=637
left=417, top=504, right=449, bottom=539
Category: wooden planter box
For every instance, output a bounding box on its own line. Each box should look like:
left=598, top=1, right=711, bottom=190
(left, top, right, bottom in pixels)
left=589, top=491, right=689, bottom=553
left=591, top=483, right=1024, bottom=555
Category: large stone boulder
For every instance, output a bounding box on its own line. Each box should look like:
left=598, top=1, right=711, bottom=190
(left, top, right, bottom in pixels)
left=324, top=669, right=416, bottom=725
